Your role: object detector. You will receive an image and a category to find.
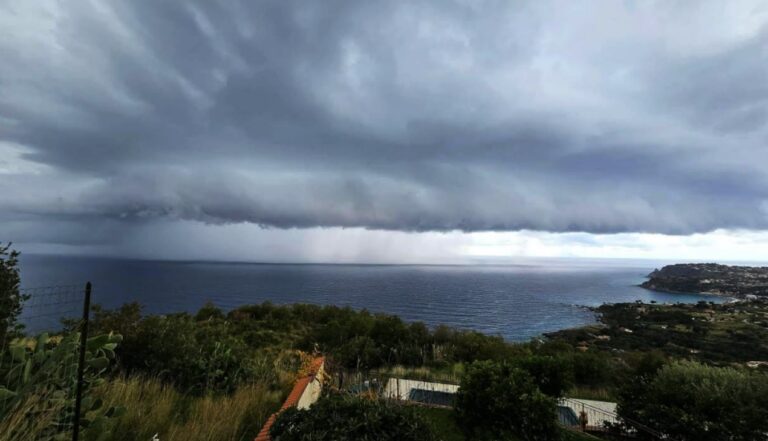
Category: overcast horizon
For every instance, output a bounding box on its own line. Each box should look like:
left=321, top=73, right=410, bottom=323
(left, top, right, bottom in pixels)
left=19, top=249, right=768, bottom=268
left=3, top=1, right=768, bottom=263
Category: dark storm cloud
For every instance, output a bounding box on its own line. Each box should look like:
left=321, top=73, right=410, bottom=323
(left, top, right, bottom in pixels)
left=2, top=0, right=768, bottom=241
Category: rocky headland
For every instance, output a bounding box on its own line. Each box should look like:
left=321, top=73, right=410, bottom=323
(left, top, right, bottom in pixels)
left=640, top=263, right=768, bottom=298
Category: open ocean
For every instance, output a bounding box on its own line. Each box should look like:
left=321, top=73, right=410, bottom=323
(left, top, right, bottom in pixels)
left=19, top=254, right=722, bottom=341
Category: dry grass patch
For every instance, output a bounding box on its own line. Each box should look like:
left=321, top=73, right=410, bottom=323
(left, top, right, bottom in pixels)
left=0, top=396, right=66, bottom=441
left=88, top=376, right=282, bottom=441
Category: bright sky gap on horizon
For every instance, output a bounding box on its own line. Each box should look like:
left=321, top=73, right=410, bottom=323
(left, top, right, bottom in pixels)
left=2, top=1, right=768, bottom=263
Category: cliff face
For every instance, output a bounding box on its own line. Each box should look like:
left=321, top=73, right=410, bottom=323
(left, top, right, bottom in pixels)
left=641, top=263, right=768, bottom=297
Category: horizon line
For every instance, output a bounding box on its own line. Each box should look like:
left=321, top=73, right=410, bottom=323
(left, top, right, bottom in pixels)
left=18, top=252, right=768, bottom=268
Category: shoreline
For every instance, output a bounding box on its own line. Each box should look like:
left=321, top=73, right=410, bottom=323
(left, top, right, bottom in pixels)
left=637, top=284, right=734, bottom=299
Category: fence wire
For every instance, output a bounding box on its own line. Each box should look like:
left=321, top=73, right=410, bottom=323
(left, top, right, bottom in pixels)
left=1, top=284, right=88, bottom=441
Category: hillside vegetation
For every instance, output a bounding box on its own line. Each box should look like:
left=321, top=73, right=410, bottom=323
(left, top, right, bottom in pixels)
left=4, top=246, right=768, bottom=440
left=548, top=300, right=768, bottom=364
left=5, top=293, right=768, bottom=440
left=641, top=263, right=768, bottom=297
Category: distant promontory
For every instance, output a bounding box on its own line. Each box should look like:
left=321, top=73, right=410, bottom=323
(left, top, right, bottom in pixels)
left=640, top=263, right=768, bottom=298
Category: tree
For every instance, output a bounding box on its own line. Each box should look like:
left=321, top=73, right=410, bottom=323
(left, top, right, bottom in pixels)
left=89, top=304, right=254, bottom=394
left=454, top=361, right=559, bottom=441
left=270, top=394, right=436, bottom=441
left=618, top=360, right=768, bottom=441
left=0, top=243, right=25, bottom=343
left=513, top=355, right=574, bottom=397
left=194, top=301, right=225, bottom=321
left=570, top=351, right=612, bottom=387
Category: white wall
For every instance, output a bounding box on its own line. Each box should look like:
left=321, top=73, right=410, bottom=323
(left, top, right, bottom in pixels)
left=297, top=362, right=325, bottom=410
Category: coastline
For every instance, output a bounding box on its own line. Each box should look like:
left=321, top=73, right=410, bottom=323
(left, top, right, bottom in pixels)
left=638, top=284, right=734, bottom=299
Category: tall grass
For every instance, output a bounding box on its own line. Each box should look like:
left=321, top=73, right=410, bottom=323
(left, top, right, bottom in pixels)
left=565, top=385, right=615, bottom=401
left=379, top=363, right=464, bottom=384
left=0, top=396, right=66, bottom=441
left=87, top=376, right=283, bottom=441
left=166, top=384, right=281, bottom=440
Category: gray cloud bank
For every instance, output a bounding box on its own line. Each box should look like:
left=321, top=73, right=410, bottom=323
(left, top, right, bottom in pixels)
left=2, top=0, right=768, bottom=246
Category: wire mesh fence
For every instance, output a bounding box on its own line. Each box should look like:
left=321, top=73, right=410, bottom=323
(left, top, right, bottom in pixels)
left=18, top=285, right=85, bottom=334
left=0, top=283, right=90, bottom=441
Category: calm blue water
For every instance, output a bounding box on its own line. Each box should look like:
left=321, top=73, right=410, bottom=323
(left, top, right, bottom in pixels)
left=18, top=255, right=721, bottom=340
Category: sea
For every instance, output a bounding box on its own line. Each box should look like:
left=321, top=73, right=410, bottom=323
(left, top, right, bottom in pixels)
left=18, top=254, right=724, bottom=341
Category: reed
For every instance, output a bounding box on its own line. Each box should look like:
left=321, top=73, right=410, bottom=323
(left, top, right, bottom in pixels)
left=565, top=385, right=615, bottom=402
left=0, top=396, right=66, bottom=441
left=166, top=384, right=282, bottom=441
left=88, top=376, right=282, bottom=441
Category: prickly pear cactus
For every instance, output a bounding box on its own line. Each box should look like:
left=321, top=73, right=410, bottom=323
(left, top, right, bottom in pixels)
left=0, top=332, right=124, bottom=440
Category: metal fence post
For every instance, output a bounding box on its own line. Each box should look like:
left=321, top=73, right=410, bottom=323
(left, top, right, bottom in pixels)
left=72, top=282, right=92, bottom=441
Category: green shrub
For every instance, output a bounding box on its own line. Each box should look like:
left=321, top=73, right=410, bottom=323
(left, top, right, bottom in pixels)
left=90, top=306, right=254, bottom=394
left=86, top=376, right=282, bottom=441
left=434, top=326, right=516, bottom=363
left=618, top=360, right=768, bottom=441
left=195, top=302, right=225, bottom=322
left=0, top=332, right=123, bottom=440
left=270, top=394, right=436, bottom=441
left=569, top=352, right=612, bottom=387
left=229, top=302, right=521, bottom=369
left=335, top=336, right=382, bottom=370
left=89, top=300, right=541, bottom=374
left=455, top=361, right=559, bottom=441
left=413, top=407, right=464, bottom=441
left=512, top=355, right=574, bottom=397
left=0, top=243, right=25, bottom=343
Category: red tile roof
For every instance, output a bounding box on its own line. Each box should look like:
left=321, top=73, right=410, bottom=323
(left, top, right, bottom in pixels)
left=254, top=356, right=325, bottom=441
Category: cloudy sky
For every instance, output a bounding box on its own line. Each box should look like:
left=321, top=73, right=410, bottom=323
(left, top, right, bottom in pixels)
left=1, top=0, right=768, bottom=263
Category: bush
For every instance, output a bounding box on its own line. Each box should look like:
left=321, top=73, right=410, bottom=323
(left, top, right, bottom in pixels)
left=455, top=361, right=559, bottom=441
left=513, top=355, right=574, bottom=397
left=335, top=336, right=382, bottom=370
left=90, top=305, right=255, bottom=394
left=0, top=243, right=25, bottom=342
left=618, top=361, right=768, bottom=441
left=91, top=301, right=533, bottom=373
left=435, top=327, right=516, bottom=363
left=270, top=394, right=436, bottom=441
left=87, top=376, right=282, bottom=441
left=0, top=332, right=124, bottom=440
left=195, top=302, right=225, bottom=321
left=570, top=352, right=611, bottom=387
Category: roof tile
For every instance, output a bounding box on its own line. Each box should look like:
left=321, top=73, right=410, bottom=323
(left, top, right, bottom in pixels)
left=254, top=356, right=325, bottom=441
